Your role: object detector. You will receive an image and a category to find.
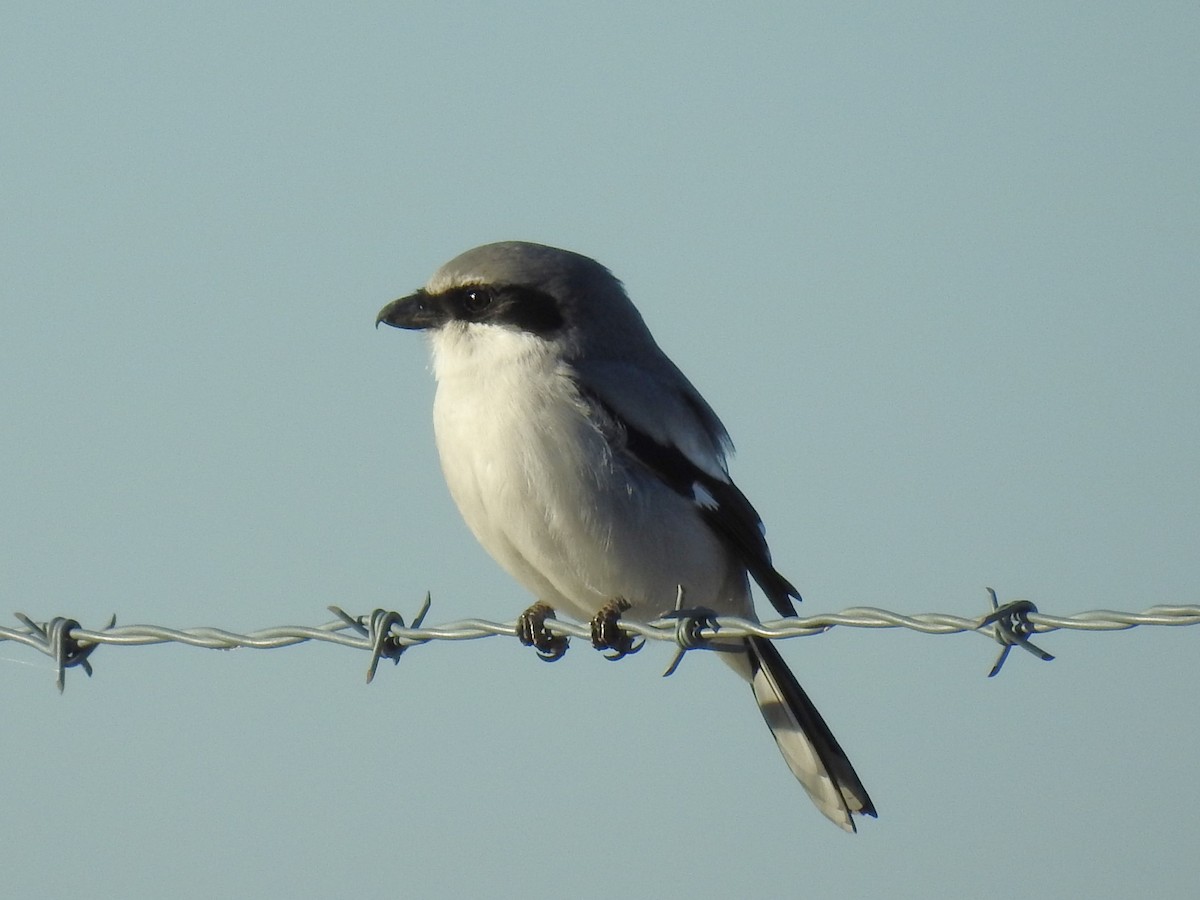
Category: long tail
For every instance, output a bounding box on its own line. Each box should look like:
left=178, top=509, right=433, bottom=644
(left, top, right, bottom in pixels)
left=739, top=636, right=876, bottom=832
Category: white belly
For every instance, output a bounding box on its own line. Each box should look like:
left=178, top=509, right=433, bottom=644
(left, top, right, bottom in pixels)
left=429, top=327, right=747, bottom=622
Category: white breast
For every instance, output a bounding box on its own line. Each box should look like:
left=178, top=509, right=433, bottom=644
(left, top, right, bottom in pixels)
left=429, top=323, right=748, bottom=622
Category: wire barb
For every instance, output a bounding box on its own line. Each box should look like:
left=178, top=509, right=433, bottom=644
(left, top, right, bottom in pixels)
left=660, top=585, right=722, bottom=677
left=977, top=588, right=1056, bottom=677
left=328, top=593, right=431, bottom=683
left=14, top=612, right=116, bottom=693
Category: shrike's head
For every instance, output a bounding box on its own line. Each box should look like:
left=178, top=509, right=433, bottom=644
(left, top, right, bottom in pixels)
left=377, top=241, right=732, bottom=465
left=375, top=241, right=662, bottom=366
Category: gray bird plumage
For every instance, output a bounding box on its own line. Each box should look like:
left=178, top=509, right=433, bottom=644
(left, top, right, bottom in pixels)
left=377, top=241, right=876, bottom=831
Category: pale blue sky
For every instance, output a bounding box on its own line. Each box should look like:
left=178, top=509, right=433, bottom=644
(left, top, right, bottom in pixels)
left=2, top=3, right=1197, bottom=898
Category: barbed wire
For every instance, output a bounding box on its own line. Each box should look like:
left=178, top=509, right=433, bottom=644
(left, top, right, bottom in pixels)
left=3, top=589, right=1197, bottom=692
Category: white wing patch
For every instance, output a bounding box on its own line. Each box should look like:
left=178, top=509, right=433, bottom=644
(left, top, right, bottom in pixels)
left=691, top=481, right=719, bottom=510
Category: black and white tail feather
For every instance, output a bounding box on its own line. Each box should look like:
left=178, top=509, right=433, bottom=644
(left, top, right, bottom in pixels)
left=741, top=637, right=876, bottom=831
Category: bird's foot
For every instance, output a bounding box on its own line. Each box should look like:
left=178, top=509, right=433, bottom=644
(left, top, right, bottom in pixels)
left=590, top=598, right=644, bottom=661
left=516, top=602, right=569, bottom=662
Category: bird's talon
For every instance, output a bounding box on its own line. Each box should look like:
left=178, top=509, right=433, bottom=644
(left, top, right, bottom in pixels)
left=517, top=602, right=569, bottom=662
left=590, top=598, right=642, bottom=660
left=601, top=638, right=644, bottom=661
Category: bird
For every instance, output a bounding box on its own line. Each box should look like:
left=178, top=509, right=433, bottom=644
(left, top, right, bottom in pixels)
left=376, top=241, right=876, bottom=831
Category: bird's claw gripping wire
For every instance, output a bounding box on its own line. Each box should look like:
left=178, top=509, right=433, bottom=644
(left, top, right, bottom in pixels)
left=978, top=587, right=1055, bottom=677
left=516, top=602, right=570, bottom=661
left=329, top=594, right=432, bottom=683
left=590, top=597, right=643, bottom=661
left=15, top=612, right=115, bottom=693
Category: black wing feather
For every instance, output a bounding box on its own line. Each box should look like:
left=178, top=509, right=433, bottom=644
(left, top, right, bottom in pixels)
left=582, top=387, right=801, bottom=617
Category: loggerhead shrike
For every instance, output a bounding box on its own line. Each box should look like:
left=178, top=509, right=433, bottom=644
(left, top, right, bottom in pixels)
left=377, top=241, right=875, bottom=831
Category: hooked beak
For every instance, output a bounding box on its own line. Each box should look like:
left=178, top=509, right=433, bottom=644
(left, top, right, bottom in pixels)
left=376, top=290, right=445, bottom=331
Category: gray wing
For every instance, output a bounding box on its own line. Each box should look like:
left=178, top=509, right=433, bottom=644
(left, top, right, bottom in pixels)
left=575, top=359, right=800, bottom=617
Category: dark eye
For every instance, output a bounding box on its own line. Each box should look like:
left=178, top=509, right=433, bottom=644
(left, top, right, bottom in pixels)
left=463, top=287, right=494, bottom=314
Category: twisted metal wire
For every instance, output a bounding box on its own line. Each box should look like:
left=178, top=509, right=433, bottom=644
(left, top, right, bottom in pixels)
left=3, top=593, right=1197, bottom=691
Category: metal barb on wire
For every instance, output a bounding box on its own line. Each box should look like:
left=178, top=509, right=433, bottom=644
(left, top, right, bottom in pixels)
left=978, top=588, right=1056, bottom=677
left=328, top=593, right=432, bottom=683
left=14, top=612, right=116, bottom=693
left=660, top=585, right=722, bottom=677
